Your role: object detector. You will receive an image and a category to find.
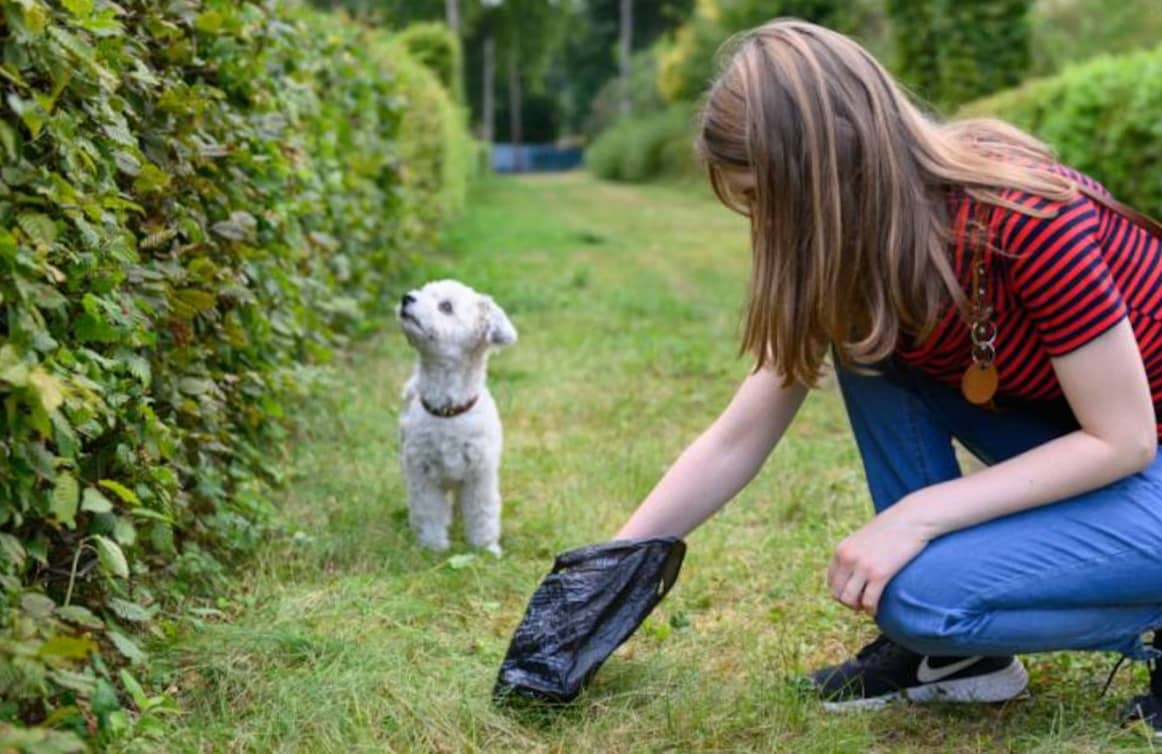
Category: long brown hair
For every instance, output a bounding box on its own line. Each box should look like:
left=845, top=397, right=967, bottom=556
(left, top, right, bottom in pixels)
left=696, top=19, right=1078, bottom=386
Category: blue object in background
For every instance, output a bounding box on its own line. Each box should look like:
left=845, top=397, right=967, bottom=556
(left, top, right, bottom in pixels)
left=492, top=143, right=584, bottom=173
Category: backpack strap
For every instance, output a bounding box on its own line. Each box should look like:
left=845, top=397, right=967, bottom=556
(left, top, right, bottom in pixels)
left=1076, top=184, right=1162, bottom=239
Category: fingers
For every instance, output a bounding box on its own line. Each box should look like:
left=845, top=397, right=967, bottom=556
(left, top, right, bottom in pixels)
left=860, top=578, right=885, bottom=615
left=837, top=572, right=867, bottom=610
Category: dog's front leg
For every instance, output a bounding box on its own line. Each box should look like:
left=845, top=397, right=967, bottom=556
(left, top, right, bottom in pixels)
left=406, top=475, right=453, bottom=552
left=458, top=470, right=502, bottom=557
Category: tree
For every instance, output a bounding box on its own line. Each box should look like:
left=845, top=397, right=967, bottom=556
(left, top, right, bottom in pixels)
left=619, top=0, right=633, bottom=115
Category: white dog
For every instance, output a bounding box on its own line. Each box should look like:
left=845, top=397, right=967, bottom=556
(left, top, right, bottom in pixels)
left=397, top=280, right=517, bottom=555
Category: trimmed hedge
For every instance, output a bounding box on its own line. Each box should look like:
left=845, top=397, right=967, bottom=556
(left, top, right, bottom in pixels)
left=0, top=0, right=469, bottom=749
left=963, top=45, right=1162, bottom=217
left=396, top=21, right=464, bottom=103
left=585, top=103, right=701, bottom=183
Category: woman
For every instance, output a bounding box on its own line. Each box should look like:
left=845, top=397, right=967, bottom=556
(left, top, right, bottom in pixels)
left=614, top=19, right=1162, bottom=731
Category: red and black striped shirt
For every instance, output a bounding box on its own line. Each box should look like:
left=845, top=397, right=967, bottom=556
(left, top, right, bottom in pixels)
left=898, top=164, right=1162, bottom=437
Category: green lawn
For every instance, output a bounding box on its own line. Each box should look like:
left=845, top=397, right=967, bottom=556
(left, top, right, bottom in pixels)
left=145, top=174, right=1159, bottom=753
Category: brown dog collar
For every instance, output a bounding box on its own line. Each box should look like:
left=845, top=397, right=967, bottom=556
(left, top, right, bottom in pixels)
left=421, top=395, right=479, bottom=418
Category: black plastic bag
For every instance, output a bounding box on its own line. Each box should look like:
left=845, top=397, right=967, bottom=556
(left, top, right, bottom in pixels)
left=493, top=537, right=686, bottom=704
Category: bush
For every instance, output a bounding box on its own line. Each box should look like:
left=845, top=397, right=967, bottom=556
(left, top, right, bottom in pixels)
left=962, top=45, right=1162, bottom=218
left=586, top=104, right=701, bottom=182
left=887, top=0, right=1032, bottom=109
left=396, top=21, right=464, bottom=102
left=0, top=0, right=469, bottom=749
left=1030, top=0, right=1162, bottom=77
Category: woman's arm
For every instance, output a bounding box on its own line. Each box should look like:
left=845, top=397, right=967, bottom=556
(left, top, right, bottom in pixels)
left=831, top=318, right=1157, bottom=613
left=616, top=368, right=808, bottom=539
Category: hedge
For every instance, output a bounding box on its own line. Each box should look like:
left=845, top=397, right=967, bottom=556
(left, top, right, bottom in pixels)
left=585, top=103, right=701, bottom=183
left=0, top=1, right=470, bottom=750
left=963, top=45, right=1162, bottom=218
left=395, top=21, right=464, bottom=103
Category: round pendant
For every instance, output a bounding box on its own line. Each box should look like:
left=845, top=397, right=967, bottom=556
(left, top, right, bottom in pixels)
left=961, top=362, right=998, bottom=405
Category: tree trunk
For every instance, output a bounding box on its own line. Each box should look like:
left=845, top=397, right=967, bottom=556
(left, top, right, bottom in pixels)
left=445, top=0, right=461, bottom=37
left=508, top=51, right=524, bottom=172
left=619, top=0, right=633, bottom=117
left=482, top=35, right=496, bottom=145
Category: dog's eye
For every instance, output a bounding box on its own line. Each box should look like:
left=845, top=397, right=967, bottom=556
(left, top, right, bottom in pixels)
left=438, top=300, right=454, bottom=314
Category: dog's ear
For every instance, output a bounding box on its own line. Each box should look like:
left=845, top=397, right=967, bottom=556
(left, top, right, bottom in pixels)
left=480, top=296, right=517, bottom=347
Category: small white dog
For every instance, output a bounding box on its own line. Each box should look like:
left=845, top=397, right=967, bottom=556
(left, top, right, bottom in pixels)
left=397, top=280, right=517, bottom=555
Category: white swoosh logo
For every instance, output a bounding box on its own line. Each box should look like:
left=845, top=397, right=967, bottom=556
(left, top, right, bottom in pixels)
left=916, top=656, right=983, bottom=683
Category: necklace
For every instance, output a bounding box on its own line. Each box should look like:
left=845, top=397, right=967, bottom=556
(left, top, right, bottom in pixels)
left=961, top=201, right=998, bottom=406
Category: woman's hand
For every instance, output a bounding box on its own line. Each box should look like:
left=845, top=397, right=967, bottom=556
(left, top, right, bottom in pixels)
left=828, top=502, right=932, bottom=615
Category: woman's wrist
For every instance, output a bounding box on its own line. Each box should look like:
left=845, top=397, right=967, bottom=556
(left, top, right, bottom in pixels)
left=888, top=489, right=948, bottom=541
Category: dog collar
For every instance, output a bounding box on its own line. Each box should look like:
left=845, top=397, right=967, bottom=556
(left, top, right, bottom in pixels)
left=420, top=395, right=479, bottom=418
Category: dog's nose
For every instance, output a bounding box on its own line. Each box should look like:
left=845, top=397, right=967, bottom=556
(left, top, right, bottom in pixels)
left=401, top=293, right=416, bottom=308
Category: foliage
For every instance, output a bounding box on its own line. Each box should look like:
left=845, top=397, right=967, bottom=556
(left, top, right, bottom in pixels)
left=655, top=0, right=854, bottom=105
left=962, top=45, right=1162, bottom=218
left=547, top=0, right=693, bottom=134
left=586, top=49, right=666, bottom=137
left=1029, top=0, right=1162, bottom=76
left=397, top=21, right=464, bottom=101
left=586, top=103, right=701, bottom=182
left=887, top=0, right=1032, bottom=109
left=0, top=0, right=468, bottom=749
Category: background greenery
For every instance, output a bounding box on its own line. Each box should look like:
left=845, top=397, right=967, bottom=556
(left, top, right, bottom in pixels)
left=964, top=45, right=1162, bottom=218
left=0, top=0, right=470, bottom=750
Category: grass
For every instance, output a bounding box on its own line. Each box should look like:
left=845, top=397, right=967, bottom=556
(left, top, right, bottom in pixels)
left=142, top=173, right=1161, bottom=753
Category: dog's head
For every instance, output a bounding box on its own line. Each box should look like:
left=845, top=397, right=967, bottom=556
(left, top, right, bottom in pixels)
left=397, top=279, right=517, bottom=360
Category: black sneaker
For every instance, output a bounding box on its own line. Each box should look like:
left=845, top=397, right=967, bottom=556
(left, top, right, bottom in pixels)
left=1123, top=631, right=1162, bottom=737
left=810, top=634, right=1029, bottom=711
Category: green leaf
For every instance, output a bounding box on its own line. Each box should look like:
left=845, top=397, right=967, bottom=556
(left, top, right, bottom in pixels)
left=17, top=212, right=58, bottom=244
left=133, top=163, right=171, bottom=194
left=124, top=354, right=151, bottom=385
left=29, top=368, right=65, bottom=413
left=178, top=377, right=213, bottom=395
left=446, top=553, right=476, bottom=570
left=119, top=668, right=148, bottom=708
left=211, top=211, right=256, bottom=241
left=0, top=344, right=29, bottom=386
left=56, top=605, right=103, bottom=629
left=61, top=0, right=93, bottom=17
left=19, top=2, right=50, bottom=35
left=112, top=150, right=141, bottom=175
left=39, top=635, right=97, bottom=660
left=0, top=533, right=26, bottom=566
left=0, top=121, right=17, bottom=160
left=81, top=487, right=114, bottom=513
left=108, top=629, right=146, bottom=664
left=92, top=535, right=128, bottom=578
left=195, top=10, right=225, bottom=33
left=174, top=289, right=217, bottom=313
left=51, top=473, right=80, bottom=528
left=99, top=479, right=140, bottom=506
left=48, top=669, right=97, bottom=696
left=113, top=517, right=137, bottom=546
left=21, top=592, right=56, bottom=619
left=108, top=596, right=151, bottom=623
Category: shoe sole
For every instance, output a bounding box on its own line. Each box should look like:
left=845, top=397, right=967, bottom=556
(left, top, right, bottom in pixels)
left=821, top=658, right=1029, bottom=712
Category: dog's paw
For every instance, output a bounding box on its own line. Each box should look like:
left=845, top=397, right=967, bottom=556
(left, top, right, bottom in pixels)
left=483, top=542, right=503, bottom=558
left=416, top=533, right=451, bottom=552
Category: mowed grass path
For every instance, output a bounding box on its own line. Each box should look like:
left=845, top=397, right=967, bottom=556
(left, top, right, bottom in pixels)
left=150, top=174, right=1158, bottom=753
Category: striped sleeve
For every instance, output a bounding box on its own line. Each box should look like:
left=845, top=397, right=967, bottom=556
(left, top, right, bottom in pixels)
left=1002, top=193, right=1128, bottom=356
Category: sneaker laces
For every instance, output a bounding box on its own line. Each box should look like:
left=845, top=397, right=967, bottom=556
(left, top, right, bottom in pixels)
left=1100, top=629, right=1162, bottom=698
left=853, top=634, right=916, bottom=670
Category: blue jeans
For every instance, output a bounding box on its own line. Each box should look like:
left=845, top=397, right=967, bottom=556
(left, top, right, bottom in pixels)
left=837, top=360, right=1162, bottom=659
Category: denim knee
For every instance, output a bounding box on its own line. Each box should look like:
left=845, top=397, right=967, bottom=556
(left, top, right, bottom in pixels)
left=876, top=568, right=981, bottom=656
